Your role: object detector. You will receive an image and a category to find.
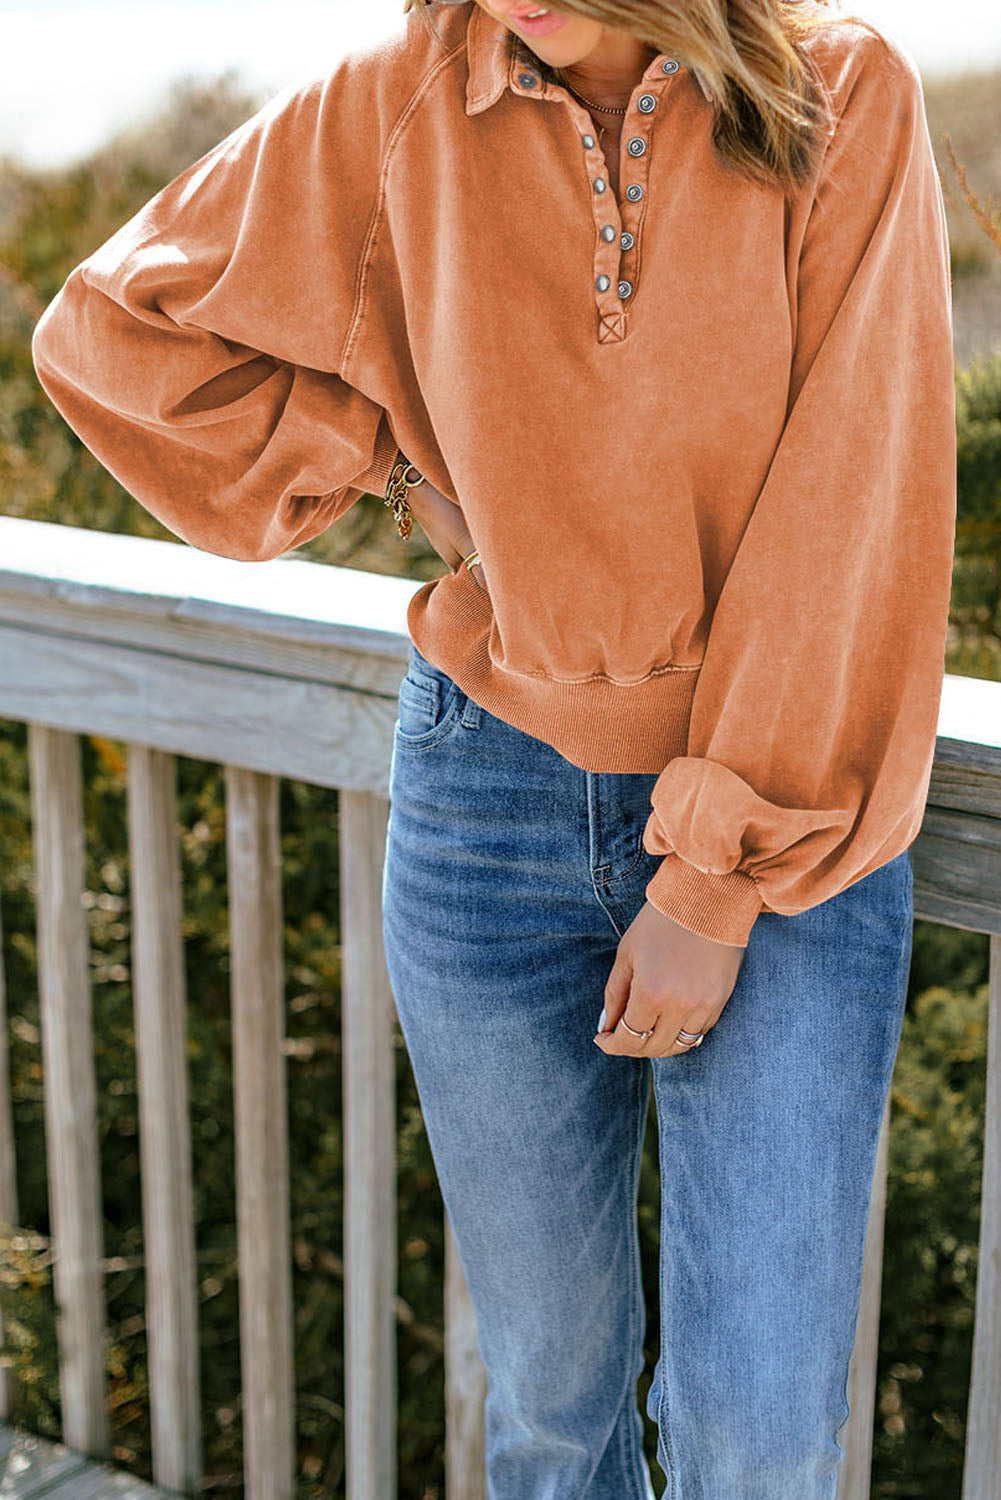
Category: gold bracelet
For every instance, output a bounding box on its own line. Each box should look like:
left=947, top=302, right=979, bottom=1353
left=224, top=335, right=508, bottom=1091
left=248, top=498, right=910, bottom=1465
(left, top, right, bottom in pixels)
left=383, top=452, right=426, bottom=540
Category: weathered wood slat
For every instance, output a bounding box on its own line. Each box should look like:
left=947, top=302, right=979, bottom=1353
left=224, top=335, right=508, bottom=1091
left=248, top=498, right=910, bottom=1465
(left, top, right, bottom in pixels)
left=340, top=791, right=397, bottom=1500
left=0, top=1422, right=179, bottom=1497
left=837, top=1096, right=891, bottom=1500
left=125, top=746, right=201, bottom=1494
left=26, top=727, right=109, bottom=1459
left=961, top=931, right=1001, bottom=1499
left=0, top=895, right=18, bottom=1421
left=0, top=598, right=411, bottom=697
left=0, top=626, right=398, bottom=797
left=445, top=1219, right=487, bottom=1500
left=225, top=768, right=295, bottom=1500
left=0, top=1422, right=91, bottom=1496
left=911, top=806, right=1001, bottom=936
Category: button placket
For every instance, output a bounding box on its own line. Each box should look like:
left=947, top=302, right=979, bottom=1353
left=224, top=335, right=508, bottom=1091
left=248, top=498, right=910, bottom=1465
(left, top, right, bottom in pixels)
left=530, top=52, right=684, bottom=340
left=586, top=153, right=623, bottom=324
left=610, top=56, right=682, bottom=325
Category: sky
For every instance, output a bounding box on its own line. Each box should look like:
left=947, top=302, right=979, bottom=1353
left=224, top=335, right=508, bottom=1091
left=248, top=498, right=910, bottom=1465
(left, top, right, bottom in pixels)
left=1, top=0, right=999, bottom=169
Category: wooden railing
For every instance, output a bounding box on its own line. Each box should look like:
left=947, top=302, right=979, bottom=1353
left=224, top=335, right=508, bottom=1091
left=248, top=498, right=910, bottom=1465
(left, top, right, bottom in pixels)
left=0, top=514, right=998, bottom=1500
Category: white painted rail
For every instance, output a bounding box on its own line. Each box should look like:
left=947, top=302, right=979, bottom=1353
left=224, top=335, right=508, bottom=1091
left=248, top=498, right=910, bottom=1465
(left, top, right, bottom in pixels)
left=0, top=516, right=998, bottom=1500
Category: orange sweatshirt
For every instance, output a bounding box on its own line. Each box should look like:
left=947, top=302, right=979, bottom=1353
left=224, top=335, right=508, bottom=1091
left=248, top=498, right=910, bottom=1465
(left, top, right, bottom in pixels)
left=30, top=0, right=956, bottom=946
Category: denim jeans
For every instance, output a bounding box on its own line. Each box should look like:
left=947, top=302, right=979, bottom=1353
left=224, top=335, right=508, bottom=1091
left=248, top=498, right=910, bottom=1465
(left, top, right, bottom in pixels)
left=381, top=639, right=914, bottom=1500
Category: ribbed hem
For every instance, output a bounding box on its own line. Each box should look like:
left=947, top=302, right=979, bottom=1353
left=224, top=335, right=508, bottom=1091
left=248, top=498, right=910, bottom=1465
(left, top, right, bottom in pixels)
left=644, top=853, right=764, bottom=947
left=406, top=563, right=703, bottom=773
left=354, top=414, right=400, bottom=497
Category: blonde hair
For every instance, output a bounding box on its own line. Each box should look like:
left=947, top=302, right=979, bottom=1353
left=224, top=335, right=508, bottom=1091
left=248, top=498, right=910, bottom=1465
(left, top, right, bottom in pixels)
left=403, top=0, right=862, bottom=195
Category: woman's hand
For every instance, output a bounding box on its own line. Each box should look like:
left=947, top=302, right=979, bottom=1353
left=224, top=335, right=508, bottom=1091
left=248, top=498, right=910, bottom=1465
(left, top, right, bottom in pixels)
left=407, top=477, right=488, bottom=592
left=595, top=901, right=746, bottom=1058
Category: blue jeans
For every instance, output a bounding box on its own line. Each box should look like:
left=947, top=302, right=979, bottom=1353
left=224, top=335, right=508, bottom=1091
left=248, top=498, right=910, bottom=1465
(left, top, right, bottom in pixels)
left=381, top=640, right=914, bottom=1500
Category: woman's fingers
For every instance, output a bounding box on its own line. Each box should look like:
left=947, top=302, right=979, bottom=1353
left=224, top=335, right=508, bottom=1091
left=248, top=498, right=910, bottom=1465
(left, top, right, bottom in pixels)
left=594, top=954, right=714, bottom=1059
left=594, top=1004, right=718, bottom=1058
left=591, top=900, right=743, bottom=1058
left=596, top=948, right=631, bottom=1038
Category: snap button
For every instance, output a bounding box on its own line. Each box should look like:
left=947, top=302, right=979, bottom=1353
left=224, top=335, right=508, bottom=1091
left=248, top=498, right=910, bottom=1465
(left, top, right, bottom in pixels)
left=638, top=94, right=657, bottom=112
left=518, top=72, right=538, bottom=88
left=596, top=274, right=611, bottom=292
left=625, top=183, right=644, bottom=202
left=618, top=279, right=633, bottom=299
left=594, top=177, right=607, bottom=193
left=662, top=58, right=680, bottom=73
left=601, top=224, right=616, bottom=242
left=582, top=133, right=596, bottom=148
left=627, top=137, right=647, bottom=157
left=620, top=230, right=635, bottom=251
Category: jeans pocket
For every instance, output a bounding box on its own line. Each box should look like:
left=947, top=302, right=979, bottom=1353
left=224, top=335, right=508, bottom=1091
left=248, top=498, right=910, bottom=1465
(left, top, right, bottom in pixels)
left=394, top=644, right=466, bottom=751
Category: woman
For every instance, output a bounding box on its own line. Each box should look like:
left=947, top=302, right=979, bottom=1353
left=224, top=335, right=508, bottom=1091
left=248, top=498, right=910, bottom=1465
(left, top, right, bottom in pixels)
left=31, top=0, right=955, bottom=1494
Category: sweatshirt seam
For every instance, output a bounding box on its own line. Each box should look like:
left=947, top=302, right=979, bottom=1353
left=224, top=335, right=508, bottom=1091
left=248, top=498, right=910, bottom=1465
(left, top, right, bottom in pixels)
left=506, top=661, right=703, bottom=686
left=341, top=41, right=470, bottom=375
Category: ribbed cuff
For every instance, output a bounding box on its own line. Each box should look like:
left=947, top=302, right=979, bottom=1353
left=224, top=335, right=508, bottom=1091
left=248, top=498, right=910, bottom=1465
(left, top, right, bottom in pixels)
left=644, top=853, right=764, bottom=947
left=353, top=414, right=400, bottom=497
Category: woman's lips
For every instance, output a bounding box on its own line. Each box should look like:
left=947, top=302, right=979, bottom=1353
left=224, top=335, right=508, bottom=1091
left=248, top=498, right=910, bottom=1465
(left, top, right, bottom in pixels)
left=510, top=9, right=568, bottom=38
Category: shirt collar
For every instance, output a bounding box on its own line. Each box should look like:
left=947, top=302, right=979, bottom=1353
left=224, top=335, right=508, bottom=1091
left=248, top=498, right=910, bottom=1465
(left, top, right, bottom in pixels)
left=463, top=2, right=707, bottom=116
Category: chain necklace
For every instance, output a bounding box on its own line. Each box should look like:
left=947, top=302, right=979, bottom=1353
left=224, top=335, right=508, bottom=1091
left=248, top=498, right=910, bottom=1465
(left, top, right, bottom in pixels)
left=560, top=77, right=629, bottom=150
left=562, top=81, right=629, bottom=114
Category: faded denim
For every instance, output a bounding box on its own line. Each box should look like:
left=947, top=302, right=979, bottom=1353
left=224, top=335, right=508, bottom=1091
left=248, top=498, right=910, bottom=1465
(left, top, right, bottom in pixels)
left=382, top=640, right=914, bottom=1500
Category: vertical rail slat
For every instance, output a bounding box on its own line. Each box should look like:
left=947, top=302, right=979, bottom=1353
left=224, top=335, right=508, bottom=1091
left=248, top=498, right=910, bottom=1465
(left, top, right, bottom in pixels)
left=962, top=931, right=1001, bottom=1500
left=126, top=745, right=202, bottom=1493
left=340, top=790, right=397, bottom=1500
left=836, top=1091, right=891, bottom=1500
left=445, top=1217, right=487, bottom=1500
left=27, top=726, right=109, bottom=1457
left=0, top=892, right=20, bottom=1419
left=225, top=766, right=295, bottom=1500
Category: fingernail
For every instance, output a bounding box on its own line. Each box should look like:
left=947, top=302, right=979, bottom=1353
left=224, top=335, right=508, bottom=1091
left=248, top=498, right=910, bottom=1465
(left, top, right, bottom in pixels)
left=597, top=1006, right=607, bottom=1032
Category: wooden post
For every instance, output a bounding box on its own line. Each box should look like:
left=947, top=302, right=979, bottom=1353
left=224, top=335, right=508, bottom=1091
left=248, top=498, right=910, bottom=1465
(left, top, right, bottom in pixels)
left=961, top=932, right=1001, bottom=1500
left=340, top=790, right=397, bottom=1500
left=226, top=767, right=295, bottom=1500
left=0, top=891, right=20, bottom=1420
left=27, top=726, right=109, bottom=1458
left=127, top=745, right=202, bottom=1493
left=445, top=1217, right=487, bottom=1500
left=837, top=1093, right=891, bottom=1500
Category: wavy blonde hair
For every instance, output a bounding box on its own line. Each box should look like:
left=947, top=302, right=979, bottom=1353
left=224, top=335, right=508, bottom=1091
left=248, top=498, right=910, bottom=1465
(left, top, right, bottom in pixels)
left=402, top=0, right=862, bottom=195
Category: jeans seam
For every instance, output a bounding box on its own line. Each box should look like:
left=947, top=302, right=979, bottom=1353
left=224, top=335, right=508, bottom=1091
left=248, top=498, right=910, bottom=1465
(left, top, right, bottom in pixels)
left=596, top=839, right=647, bottom=887
left=612, top=1058, right=654, bottom=1499
left=656, top=1090, right=680, bottom=1494
left=621, top=1062, right=654, bottom=1494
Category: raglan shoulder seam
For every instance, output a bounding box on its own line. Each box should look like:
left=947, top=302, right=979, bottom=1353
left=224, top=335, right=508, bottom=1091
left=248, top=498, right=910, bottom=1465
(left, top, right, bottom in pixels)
left=341, top=37, right=470, bottom=373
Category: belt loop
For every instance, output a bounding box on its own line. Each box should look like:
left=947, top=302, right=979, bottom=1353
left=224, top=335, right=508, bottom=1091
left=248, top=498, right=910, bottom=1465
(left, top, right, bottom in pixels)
left=461, top=695, right=484, bottom=729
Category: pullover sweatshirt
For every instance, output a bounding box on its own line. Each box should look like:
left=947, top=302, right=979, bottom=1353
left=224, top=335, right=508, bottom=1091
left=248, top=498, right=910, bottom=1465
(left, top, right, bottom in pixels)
left=30, top=0, right=956, bottom=947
